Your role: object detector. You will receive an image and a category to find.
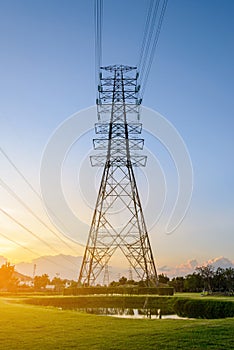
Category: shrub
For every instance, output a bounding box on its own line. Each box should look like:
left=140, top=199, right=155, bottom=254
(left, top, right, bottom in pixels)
left=173, top=298, right=234, bottom=319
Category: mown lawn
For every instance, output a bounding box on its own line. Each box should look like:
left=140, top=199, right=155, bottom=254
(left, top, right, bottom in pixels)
left=0, top=297, right=233, bottom=350
left=175, top=292, right=234, bottom=301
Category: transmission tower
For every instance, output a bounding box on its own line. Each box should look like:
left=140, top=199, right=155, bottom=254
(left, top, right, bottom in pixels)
left=103, top=261, right=110, bottom=286
left=78, top=64, right=157, bottom=286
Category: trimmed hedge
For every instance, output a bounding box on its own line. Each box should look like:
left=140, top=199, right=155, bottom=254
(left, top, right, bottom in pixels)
left=173, top=298, right=234, bottom=319
left=64, top=286, right=174, bottom=296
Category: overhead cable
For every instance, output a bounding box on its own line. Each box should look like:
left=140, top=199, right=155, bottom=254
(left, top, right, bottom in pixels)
left=95, top=0, right=103, bottom=87
left=0, top=208, right=77, bottom=267
left=0, top=146, right=80, bottom=252
left=138, top=0, right=160, bottom=77
left=0, top=177, right=78, bottom=255
left=138, top=0, right=168, bottom=97
left=0, top=231, right=77, bottom=273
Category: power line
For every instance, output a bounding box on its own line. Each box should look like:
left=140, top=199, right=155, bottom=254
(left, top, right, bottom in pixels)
left=94, top=0, right=168, bottom=99
left=0, top=177, right=78, bottom=255
left=95, top=0, right=103, bottom=87
left=0, top=207, right=77, bottom=267
left=0, top=146, right=80, bottom=250
left=0, top=231, right=40, bottom=259
left=138, top=0, right=155, bottom=72
left=0, top=147, right=40, bottom=199
left=141, top=0, right=168, bottom=96
left=138, top=0, right=160, bottom=76
left=137, top=0, right=168, bottom=97
left=0, top=231, right=77, bottom=274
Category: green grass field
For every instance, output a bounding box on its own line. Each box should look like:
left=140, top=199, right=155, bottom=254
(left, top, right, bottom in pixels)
left=0, top=297, right=234, bottom=349
left=175, top=292, right=234, bottom=301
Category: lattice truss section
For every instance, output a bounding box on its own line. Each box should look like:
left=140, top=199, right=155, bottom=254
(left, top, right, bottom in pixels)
left=78, top=65, right=157, bottom=286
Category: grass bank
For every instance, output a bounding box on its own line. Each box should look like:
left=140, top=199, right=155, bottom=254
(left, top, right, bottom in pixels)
left=0, top=297, right=234, bottom=349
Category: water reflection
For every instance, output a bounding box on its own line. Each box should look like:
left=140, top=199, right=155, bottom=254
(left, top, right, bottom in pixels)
left=78, top=308, right=186, bottom=319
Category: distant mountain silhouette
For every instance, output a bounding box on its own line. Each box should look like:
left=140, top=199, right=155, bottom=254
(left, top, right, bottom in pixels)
left=14, top=270, right=33, bottom=282
left=15, top=254, right=83, bottom=280
left=15, top=254, right=128, bottom=281
left=7, top=254, right=233, bottom=282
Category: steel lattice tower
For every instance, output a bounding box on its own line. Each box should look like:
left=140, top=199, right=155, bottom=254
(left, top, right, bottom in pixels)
left=78, top=65, right=157, bottom=286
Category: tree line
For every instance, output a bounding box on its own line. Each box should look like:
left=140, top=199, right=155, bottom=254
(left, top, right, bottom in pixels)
left=0, top=262, right=233, bottom=294
left=108, top=265, right=234, bottom=294
left=0, top=263, right=74, bottom=292
left=167, top=265, right=234, bottom=293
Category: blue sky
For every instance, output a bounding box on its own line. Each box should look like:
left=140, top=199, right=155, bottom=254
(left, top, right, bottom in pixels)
left=0, top=0, right=234, bottom=275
